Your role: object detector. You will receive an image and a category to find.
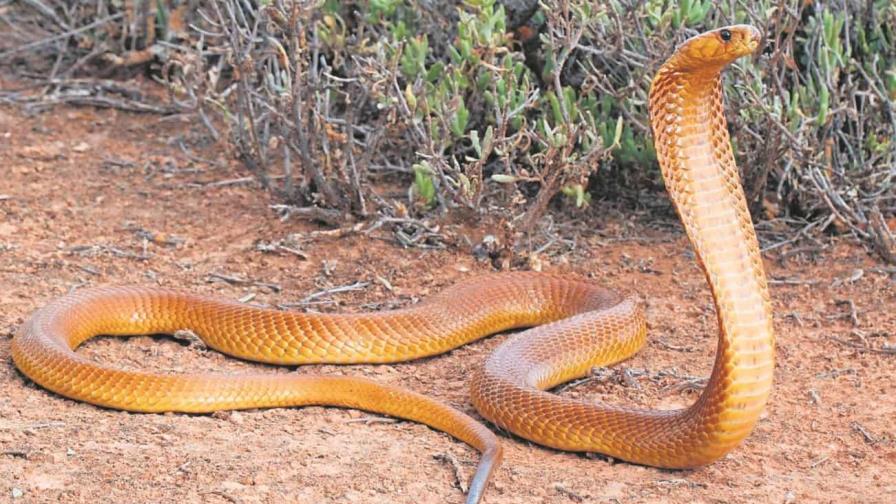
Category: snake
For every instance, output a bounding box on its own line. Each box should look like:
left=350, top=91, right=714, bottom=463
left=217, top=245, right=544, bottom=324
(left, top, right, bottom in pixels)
left=12, top=25, right=773, bottom=504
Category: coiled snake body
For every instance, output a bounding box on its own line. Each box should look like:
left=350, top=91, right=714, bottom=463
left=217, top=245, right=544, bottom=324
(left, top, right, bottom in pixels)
left=13, top=26, right=773, bottom=503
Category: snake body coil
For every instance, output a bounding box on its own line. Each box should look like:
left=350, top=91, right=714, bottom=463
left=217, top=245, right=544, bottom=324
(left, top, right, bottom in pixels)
left=12, top=26, right=773, bottom=503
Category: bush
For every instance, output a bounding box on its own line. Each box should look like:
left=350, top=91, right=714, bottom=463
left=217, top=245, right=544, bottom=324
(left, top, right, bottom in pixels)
left=3, top=0, right=895, bottom=260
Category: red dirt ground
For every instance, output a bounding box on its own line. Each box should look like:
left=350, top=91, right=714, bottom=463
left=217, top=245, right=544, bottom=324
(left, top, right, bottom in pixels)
left=1, top=97, right=894, bottom=504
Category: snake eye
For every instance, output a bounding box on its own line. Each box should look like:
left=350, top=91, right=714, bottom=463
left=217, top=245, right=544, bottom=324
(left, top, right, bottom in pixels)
left=720, top=29, right=732, bottom=42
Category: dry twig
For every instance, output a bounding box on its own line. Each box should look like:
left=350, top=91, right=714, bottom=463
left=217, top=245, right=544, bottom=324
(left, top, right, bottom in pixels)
left=433, top=452, right=469, bottom=494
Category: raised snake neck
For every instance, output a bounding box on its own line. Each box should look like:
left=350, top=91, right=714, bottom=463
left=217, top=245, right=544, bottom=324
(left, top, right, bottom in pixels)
left=472, top=25, right=775, bottom=467
left=12, top=25, right=773, bottom=504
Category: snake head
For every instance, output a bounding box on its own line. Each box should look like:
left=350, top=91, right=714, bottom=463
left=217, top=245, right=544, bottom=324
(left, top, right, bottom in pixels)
left=666, top=25, right=762, bottom=74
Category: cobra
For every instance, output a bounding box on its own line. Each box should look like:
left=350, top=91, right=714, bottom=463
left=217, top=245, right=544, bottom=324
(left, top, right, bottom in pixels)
left=12, top=25, right=773, bottom=504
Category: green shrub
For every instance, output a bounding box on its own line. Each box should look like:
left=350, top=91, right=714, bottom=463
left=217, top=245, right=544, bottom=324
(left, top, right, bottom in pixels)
left=4, top=0, right=896, bottom=259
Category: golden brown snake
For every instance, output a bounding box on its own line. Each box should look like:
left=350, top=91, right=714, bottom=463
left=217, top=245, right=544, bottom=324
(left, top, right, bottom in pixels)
left=12, top=25, right=773, bottom=503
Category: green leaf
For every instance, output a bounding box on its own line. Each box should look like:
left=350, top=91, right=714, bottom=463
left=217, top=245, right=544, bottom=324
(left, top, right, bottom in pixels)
left=400, top=36, right=429, bottom=79
left=482, top=126, right=494, bottom=153
left=412, top=163, right=436, bottom=207
left=561, top=184, right=591, bottom=208
left=491, top=174, right=518, bottom=183
left=612, top=115, right=624, bottom=148
left=470, top=129, right=481, bottom=157
left=547, top=91, right=563, bottom=125
left=450, top=100, right=470, bottom=137
left=817, top=85, right=829, bottom=125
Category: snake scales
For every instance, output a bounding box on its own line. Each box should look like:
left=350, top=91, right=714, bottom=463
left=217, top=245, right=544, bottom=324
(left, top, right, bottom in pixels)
left=13, top=26, right=773, bottom=503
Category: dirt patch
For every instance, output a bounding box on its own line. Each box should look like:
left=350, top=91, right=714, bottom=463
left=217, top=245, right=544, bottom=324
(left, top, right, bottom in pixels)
left=0, top=101, right=894, bottom=504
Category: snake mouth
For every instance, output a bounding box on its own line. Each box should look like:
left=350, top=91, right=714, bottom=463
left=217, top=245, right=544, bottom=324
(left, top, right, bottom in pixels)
left=744, top=26, right=762, bottom=53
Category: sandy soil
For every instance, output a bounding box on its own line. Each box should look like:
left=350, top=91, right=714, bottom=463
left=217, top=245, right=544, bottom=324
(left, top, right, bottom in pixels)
left=1, top=98, right=894, bottom=504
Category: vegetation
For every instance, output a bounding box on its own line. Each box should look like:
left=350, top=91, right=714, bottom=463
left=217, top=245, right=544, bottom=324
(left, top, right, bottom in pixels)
left=2, top=0, right=895, bottom=260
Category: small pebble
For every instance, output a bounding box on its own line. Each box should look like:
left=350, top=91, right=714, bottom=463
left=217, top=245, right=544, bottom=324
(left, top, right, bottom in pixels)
left=11, top=488, right=24, bottom=499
